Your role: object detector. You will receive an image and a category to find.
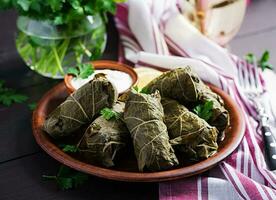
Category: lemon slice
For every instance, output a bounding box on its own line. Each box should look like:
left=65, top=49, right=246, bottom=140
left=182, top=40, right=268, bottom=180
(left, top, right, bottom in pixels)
left=134, top=67, right=163, bottom=89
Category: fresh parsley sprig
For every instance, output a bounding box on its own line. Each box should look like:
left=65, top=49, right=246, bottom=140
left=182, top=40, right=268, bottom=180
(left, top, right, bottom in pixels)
left=193, top=101, right=213, bottom=121
left=133, top=86, right=150, bottom=94
left=59, top=144, right=79, bottom=153
left=42, top=165, right=89, bottom=190
left=28, top=102, right=37, bottom=111
left=0, top=80, right=28, bottom=106
left=100, top=108, right=120, bottom=120
left=67, top=63, right=95, bottom=79
left=245, top=50, right=273, bottom=71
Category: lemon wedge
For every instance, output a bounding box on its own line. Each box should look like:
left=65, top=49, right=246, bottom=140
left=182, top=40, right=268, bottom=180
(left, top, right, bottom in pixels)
left=134, top=67, right=163, bottom=89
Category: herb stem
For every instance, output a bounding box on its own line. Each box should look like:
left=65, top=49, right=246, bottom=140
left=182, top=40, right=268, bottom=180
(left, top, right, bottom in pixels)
left=78, top=41, right=92, bottom=57
left=42, top=175, right=57, bottom=180
left=52, top=46, right=64, bottom=75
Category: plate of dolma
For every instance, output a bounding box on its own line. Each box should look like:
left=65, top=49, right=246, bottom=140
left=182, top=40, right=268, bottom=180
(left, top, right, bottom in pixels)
left=32, top=67, right=245, bottom=182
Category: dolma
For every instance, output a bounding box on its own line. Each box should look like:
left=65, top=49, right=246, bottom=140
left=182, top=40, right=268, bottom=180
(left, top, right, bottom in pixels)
left=78, top=102, right=130, bottom=167
left=44, top=74, right=117, bottom=138
left=146, top=67, right=229, bottom=132
left=162, top=98, right=219, bottom=160
left=146, top=67, right=198, bottom=103
left=124, top=89, right=179, bottom=171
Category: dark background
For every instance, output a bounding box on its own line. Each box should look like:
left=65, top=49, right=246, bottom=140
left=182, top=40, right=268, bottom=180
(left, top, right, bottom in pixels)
left=0, top=0, right=275, bottom=199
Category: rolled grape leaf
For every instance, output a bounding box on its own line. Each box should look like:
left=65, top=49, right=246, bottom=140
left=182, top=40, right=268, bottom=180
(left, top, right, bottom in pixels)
left=78, top=102, right=130, bottom=167
left=162, top=98, right=219, bottom=160
left=146, top=67, right=229, bottom=132
left=124, top=89, right=179, bottom=171
left=196, top=81, right=229, bottom=132
left=43, top=74, right=118, bottom=138
left=146, top=68, right=198, bottom=103
left=186, top=67, right=229, bottom=132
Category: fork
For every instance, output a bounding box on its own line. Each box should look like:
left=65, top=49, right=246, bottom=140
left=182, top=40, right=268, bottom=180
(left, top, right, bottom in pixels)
left=237, top=59, right=276, bottom=170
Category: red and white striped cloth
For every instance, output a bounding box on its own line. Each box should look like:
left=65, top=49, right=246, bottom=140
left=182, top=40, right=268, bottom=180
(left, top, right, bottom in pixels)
left=115, top=1, right=276, bottom=199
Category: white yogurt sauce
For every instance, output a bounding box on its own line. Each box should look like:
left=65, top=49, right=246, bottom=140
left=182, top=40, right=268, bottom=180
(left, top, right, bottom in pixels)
left=71, top=69, right=133, bottom=93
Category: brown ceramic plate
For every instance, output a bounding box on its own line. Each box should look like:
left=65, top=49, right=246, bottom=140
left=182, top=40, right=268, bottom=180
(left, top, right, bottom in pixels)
left=32, top=83, right=245, bottom=182
left=64, top=60, right=138, bottom=94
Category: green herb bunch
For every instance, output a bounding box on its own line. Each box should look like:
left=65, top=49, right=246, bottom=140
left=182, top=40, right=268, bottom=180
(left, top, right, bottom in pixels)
left=0, top=0, right=124, bottom=25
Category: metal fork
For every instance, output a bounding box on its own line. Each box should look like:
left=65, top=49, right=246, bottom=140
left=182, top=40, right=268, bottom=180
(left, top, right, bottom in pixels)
left=237, top=59, right=276, bottom=170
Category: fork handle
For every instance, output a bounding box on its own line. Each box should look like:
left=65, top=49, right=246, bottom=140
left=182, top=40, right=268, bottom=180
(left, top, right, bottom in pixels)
left=262, top=126, right=276, bottom=170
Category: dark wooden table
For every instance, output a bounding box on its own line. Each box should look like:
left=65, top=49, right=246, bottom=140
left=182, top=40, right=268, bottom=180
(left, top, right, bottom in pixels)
left=0, top=1, right=275, bottom=199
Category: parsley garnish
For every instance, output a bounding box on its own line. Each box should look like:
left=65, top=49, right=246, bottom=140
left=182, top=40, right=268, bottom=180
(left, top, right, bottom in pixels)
left=28, top=102, right=37, bottom=111
left=133, top=86, right=150, bottom=94
left=59, top=144, right=79, bottom=153
left=245, top=53, right=256, bottom=64
left=67, top=63, right=95, bottom=79
left=259, top=50, right=273, bottom=71
left=100, top=108, right=120, bottom=120
left=193, top=101, right=213, bottom=121
left=245, top=51, right=273, bottom=71
left=42, top=165, right=89, bottom=190
left=0, top=80, right=28, bottom=106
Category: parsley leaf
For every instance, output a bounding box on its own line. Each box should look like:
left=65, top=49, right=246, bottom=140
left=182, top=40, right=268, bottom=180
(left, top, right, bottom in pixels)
left=133, top=86, right=150, bottom=94
left=245, top=51, right=273, bottom=71
left=17, top=0, right=31, bottom=11
left=0, top=80, right=28, bottom=107
left=259, top=50, right=273, bottom=71
left=244, top=53, right=256, bottom=64
left=28, top=102, right=37, bottom=111
left=67, top=63, right=94, bottom=79
left=43, top=165, right=89, bottom=190
left=100, top=107, right=120, bottom=120
left=60, top=144, right=79, bottom=153
left=193, top=101, right=213, bottom=121
left=78, top=63, right=94, bottom=79
left=67, top=67, right=79, bottom=77
left=133, top=85, right=139, bottom=92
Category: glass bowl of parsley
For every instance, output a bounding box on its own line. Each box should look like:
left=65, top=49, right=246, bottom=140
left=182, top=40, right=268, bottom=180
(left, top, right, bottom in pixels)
left=16, top=14, right=106, bottom=79
left=0, top=0, right=122, bottom=79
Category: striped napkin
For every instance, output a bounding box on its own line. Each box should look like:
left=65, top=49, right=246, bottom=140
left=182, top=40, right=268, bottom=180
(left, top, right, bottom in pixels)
left=115, top=1, right=276, bottom=199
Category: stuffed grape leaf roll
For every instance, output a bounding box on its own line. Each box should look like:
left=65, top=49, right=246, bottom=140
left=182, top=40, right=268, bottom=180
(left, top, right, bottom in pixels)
left=162, top=98, right=219, bottom=160
left=44, top=74, right=117, bottom=138
left=124, top=89, right=179, bottom=171
left=146, top=68, right=198, bottom=103
left=78, top=102, right=130, bottom=167
left=146, top=67, right=229, bottom=132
